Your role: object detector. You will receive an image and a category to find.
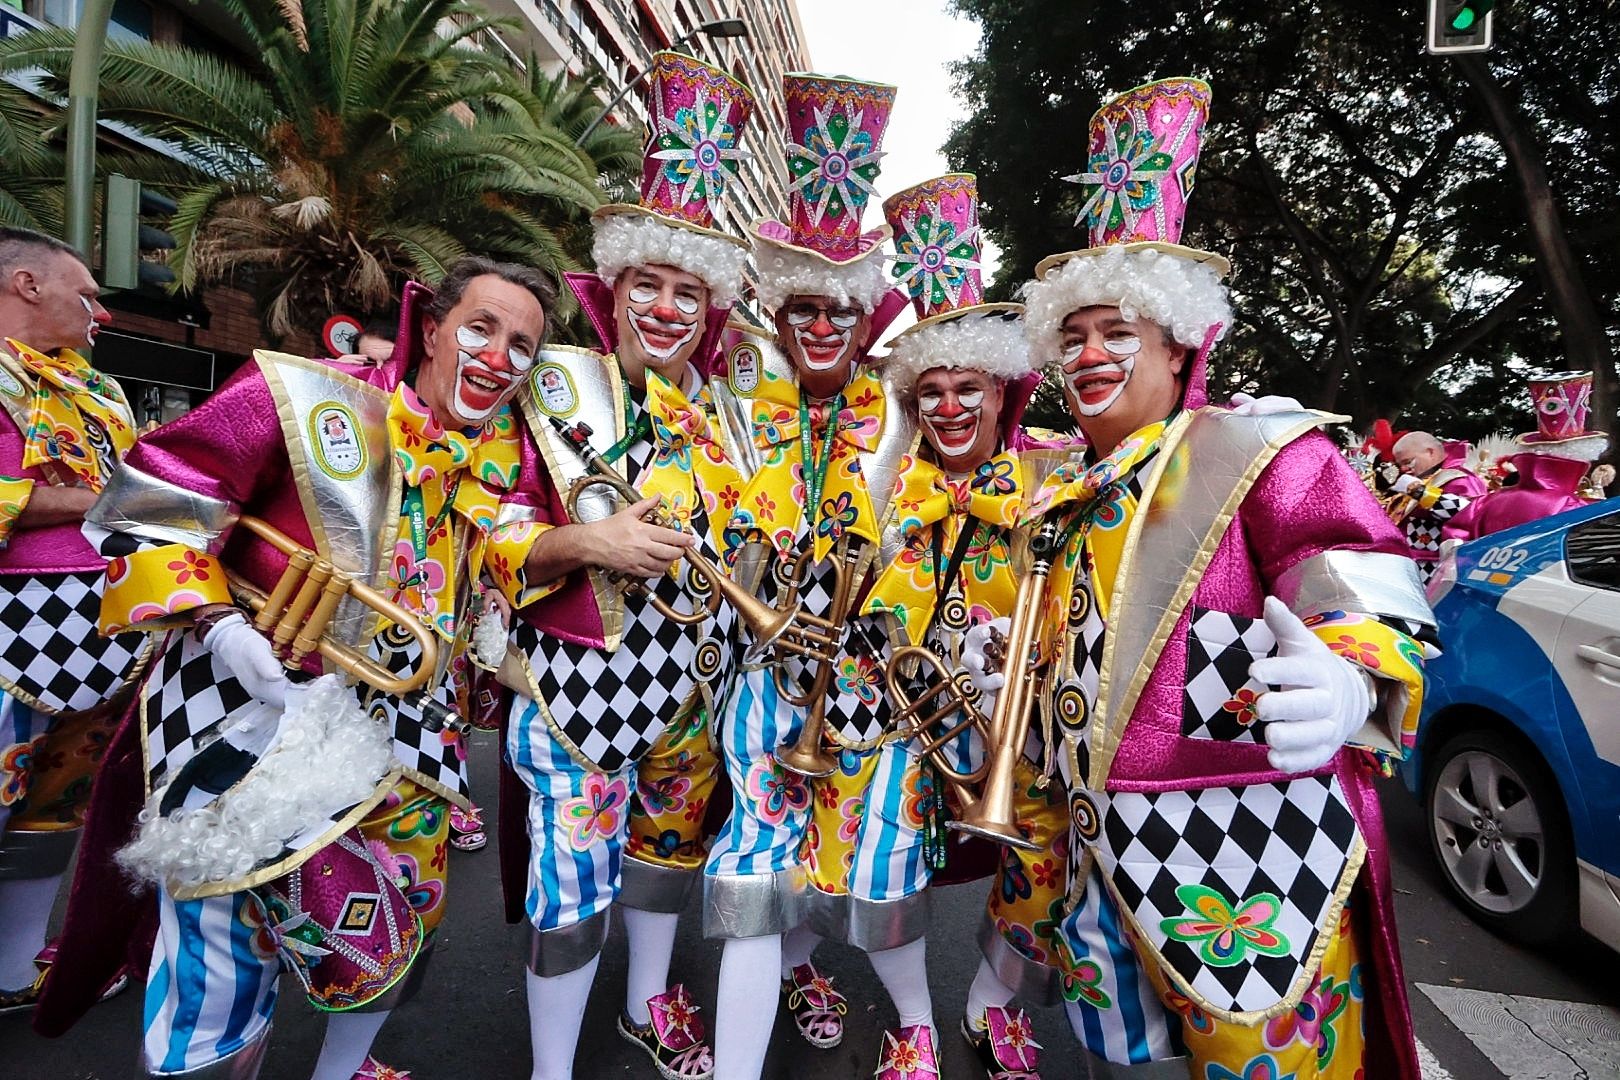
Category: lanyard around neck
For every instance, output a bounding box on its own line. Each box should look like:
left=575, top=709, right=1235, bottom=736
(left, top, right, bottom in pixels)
left=798, top=391, right=844, bottom=530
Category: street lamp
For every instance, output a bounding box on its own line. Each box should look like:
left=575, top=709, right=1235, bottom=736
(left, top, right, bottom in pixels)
left=575, top=18, right=749, bottom=146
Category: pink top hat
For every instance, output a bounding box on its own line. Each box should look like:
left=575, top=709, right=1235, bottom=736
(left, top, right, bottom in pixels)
left=751, top=73, right=898, bottom=313
left=880, top=174, right=1029, bottom=393
left=591, top=52, right=757, bottom=303
left=1517, top=371, right=1609, bottom=461
left=1034, top=77, right=1227, bottom=279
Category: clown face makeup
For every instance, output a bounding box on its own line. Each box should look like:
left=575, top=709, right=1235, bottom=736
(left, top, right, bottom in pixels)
left=613, top=265, right=710, bottom=385
left=914, top=367, right=1005, bottom=472
left=29, top=251, right=109, bottom=354
left=1057, top=306, right=1187, bottom=455
left=419, top=274, right=545, bottom=429
left=776, top=296, right=872, bottom=398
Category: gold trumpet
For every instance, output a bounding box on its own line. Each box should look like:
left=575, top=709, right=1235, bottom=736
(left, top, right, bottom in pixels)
left=771, top=541, right=865, bottom=778
left=883, top=520, right=1061, bottom=850
left=549, top=418, right=801, bottom=653
left=224, top=515, right=467, bottom=734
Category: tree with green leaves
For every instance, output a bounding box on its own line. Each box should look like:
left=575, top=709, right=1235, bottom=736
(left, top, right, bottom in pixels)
left=0, top=0, right=635, bottom=338
left=947, top=1, right=1617, bottom=445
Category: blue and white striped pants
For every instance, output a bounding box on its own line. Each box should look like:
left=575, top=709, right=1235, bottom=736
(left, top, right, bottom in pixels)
left=0, top=691, right=48, bottom=836
left=704, top=667, right=933, bottom=905
left=507, top=696, right=630, bottom=932
left=141, top=891, right=280, bottom=1075
left=1059, top=861, right=1180, bottom=1065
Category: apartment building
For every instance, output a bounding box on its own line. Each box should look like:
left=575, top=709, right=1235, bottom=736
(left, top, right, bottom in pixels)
left=484, top=0, right=813, bottom=274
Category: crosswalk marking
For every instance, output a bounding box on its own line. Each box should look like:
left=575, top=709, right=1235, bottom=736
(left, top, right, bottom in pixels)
left=1415, top=1037, right=1454, bottom=1080
left=1417, top=983, right=1620, bottom=1080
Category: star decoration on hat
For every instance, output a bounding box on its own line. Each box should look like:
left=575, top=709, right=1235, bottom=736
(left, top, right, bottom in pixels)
left=1064, top=106, right=1175, bottom=238
left=890, top=198, right=980, bottom=308
left=651, top=83, right=751, bottom=217
left=786, top=102, right=884, bottom=226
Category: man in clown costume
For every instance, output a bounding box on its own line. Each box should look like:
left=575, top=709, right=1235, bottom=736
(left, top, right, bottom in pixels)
left=66, top=257, right=549, bottom=1080
left=0, top=227, right=146, bottom=1015
left=483, top=50, right=757, bottom=1080
left=968, top=79, right=1434, bottom=1079
left=861, top=174, right=1062, bottom=1080
left=701, top=71, right=923, bottom=1079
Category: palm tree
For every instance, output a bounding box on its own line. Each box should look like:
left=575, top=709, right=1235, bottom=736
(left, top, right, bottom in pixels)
left=0, top=0, right=628, bottom=337
left=0, top=80, right=63, bottom=232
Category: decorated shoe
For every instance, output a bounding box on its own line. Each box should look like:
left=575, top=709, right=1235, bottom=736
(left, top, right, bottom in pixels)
left=781, top=961, right=846, bottom=1049
left=449, top=802, right=487, bottom=852
left=961, top=1006, right=1042, bottom=1079
left=874, top=1024, right=940, bottom=1079
left=616, top=983, right=715, bottom=1079
left=351, top=1057, right=412, bottom=1079
left=0, top=941, right=131, bottom=1015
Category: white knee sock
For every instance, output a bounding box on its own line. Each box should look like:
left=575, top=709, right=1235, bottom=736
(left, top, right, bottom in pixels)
left=714, top=934, right=782, bottom=1080
left=526, top=955, right=602, bottom=1080
left=622, top=906, right=679, bottom=1026
left=310, top=1007, right=390, bottom=1080
left=0, top=873, right=64, bottom=991
left=963, top=957, right=1017, bottom=1031
left=867, top=938, right=934, bottom=1035
left=778, top=923, right=820, bottom=978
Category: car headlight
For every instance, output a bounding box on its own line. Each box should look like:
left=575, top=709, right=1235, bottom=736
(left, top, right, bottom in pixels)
left=1427, top=539, right=1461, bottom=605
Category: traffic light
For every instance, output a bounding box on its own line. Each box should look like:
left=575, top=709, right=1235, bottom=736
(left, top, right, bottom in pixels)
left=1427, top=0, right=1497, bottom=54
left=102, top=173, right=177, bottom=290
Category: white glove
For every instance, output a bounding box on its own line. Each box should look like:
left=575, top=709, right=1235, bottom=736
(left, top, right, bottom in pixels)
left=1390, top=473, right=1423, bottom=495
left=1249, top=597, right=1373, bottom=773
left=1227, top=392, right=1304, bottom=416
left=961, top=616, right=1011, bottom=712
left=203, top=612, right=290, bottom=710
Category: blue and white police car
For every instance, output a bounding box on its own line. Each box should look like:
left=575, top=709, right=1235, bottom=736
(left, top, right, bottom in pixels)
left=1404, top=498, right=1620, bottom=950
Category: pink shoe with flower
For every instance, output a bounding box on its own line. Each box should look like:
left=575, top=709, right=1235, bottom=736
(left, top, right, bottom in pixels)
left=351, top=1057, right=411, bottom=1079
left=874, top=1024, right=939, bottom=1079
left=962, top=1006, right=1042, bottom=1079
left=781, top=961, right=846, bottom=1048
left=449, top=802, right=486, bottom=851
left=617, top=983, right=714, bottom=1079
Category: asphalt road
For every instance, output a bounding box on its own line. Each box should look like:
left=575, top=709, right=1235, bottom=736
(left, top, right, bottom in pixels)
left=6, top=733, right=1616, bottom=1079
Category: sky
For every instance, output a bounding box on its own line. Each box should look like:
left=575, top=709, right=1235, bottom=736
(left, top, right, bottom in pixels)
left=792, top=0, right=1000, bottom=338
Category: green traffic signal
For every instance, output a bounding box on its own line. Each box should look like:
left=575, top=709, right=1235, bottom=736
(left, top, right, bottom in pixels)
left=1450, top=0, right=1497, bottom=32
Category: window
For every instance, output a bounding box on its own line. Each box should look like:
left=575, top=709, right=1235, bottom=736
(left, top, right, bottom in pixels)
left=109, top=0, right=152, bottom=41
left=1567, top=510, right=1620, bottom=592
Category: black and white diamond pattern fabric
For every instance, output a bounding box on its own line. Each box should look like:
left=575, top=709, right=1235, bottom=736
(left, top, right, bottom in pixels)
left=141, top=631, right=259, bottom=790
left=768, top=543, right=890, bottom=746
left=0, top=571, right=148, bottom=714
left=519, top=424, right=735, bottom=773
left=362, top=626, right=468, bottom=803
left=1181, top=607, right=1278, bottom=743
left=1092, top=774, right=1363, bottom=1017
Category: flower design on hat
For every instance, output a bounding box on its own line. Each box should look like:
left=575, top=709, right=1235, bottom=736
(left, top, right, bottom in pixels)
left=891, top=199, right=980, bottom=308
left=787, top=103, right=884, bottom=225
left=1066, top=108, right=1175, bottom=238
left=651, top=84, right=750, bottom=216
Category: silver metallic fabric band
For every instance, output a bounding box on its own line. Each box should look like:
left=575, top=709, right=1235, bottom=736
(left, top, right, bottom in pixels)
left=0, top=827, right=80, bottom=880
left=526, top=909, right=609, bottom=976
left=87, top=465, right=236, bottom=554
left=144, top=1020, right=272, bottom=1079
left=620, top=854, right=701, bottom=914
left=802, top=886, right=930, bottom=952
left=1273, top=549, right=1435, bottom=631
left=702, top=866, right=804, bottom=939
left=976, top=915, right=1061, bottom=1006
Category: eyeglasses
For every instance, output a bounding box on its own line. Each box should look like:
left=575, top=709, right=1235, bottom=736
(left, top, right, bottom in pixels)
left=783, top=302, right=862, bottom=330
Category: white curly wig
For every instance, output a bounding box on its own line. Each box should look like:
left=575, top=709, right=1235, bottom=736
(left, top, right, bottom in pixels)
left=592, top=212, right=747, bottom=304
left=753, top=242, right=892, bottom=314
left=1021, top=246, right=1232, bottom=368
left=118, top=675, right=394, bottom=891
left=883, top=311, right=1032, bottom=397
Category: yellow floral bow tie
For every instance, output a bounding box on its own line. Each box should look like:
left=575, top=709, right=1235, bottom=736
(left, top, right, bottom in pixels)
left=4, top=338, right=133, bottom=489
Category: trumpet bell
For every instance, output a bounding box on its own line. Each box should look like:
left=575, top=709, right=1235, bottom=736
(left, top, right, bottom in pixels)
left=776, top=736, right=839, bottom=779
left=948, top=814, right=1041, bottom=853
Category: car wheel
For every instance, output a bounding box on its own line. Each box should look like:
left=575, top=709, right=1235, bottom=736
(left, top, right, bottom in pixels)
left=1424, top=728, right=1576, bottom=945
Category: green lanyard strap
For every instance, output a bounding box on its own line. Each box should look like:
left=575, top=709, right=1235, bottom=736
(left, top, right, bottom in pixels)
left=799, top=392, right=844, bottom=530
left=602, top=382, right=652, bottom=465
